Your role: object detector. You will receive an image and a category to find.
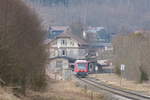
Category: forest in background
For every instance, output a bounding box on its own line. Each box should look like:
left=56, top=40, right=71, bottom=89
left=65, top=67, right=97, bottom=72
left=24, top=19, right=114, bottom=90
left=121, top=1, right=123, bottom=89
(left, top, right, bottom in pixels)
left=24, top=0, right=150, bottom=82
left=26, top=0, right=150, bottom=34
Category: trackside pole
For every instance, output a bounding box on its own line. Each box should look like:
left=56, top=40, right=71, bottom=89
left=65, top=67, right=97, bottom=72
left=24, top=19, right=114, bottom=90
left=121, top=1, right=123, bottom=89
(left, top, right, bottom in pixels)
left=95, top=66, right=98, bottom=78
left=120, top=64, right=125, bottom=86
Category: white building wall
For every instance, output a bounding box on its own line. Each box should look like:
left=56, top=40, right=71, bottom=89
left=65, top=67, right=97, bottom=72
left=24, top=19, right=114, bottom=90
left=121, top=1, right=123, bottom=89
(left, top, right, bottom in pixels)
left=48, top=38, right=87, bottom=59
left=56, top=38, right=79, bottom=48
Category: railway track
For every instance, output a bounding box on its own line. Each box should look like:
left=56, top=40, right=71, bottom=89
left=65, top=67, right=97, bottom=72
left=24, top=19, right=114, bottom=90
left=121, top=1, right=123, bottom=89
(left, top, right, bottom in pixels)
left=76, top=77, right=150, bottom=100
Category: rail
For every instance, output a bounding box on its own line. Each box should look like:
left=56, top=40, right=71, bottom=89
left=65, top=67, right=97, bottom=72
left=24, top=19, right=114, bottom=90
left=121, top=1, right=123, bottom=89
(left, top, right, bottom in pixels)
left=76, top=77, right=150, bottom=100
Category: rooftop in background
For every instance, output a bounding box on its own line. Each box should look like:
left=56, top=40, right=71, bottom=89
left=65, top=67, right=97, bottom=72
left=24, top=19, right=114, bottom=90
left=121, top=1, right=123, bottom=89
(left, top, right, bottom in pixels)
left=49, top=56, right=76, bottom=63
left=83, top=26, right=111, bottom=44
left=86, top=26, right=105, bottom=33
left=56, top=29, right=88, bottom=45
left=48, top=26, right=69, bottom=39
left=45, top=28, right=88, bottom=46
left=50, top=26, right=69, bottom=31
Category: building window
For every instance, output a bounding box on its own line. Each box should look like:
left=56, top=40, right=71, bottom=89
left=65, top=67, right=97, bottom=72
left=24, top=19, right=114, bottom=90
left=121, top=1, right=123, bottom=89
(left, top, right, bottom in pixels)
left=62, top=40, right=65, bottom=45
left=61, top=50, right=67, bottom=56
left=70, top=41, right=74, bottom=46
left=61, top=39, right=67, bottom=46
left=62, top=50, right=65, bottom=55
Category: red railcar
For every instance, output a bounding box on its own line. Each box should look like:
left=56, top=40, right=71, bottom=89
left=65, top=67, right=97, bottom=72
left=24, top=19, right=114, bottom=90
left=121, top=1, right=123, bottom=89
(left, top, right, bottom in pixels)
left=74, top=60, right=88, bottom=77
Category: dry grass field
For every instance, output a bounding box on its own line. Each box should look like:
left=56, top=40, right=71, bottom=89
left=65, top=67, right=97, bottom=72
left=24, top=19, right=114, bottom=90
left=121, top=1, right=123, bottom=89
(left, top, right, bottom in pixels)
left=0, top=78, right=105, bottom=100
left=90, top=73, right=150, bottom=95
left=25, top=79, right=104, bottom=100
left=0, top=87, right=20, bottom=100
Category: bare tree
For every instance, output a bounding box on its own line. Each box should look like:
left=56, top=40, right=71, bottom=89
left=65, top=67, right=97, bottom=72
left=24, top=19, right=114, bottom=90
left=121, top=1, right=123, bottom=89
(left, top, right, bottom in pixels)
left=113, top=32, right=150, bottom=82
left=0, top=0, right=48, bottom=94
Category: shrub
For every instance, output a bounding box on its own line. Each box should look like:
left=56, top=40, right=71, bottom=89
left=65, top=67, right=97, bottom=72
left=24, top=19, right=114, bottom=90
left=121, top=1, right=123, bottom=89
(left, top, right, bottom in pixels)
left=140, top=67, right=149, bottom=83
left=115, top=65, right=121, bottom=76
left=0, top=0, right=48, bottom=94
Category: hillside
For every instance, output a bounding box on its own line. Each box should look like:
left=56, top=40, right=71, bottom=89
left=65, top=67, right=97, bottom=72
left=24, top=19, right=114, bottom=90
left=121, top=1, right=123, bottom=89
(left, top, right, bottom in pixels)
left=26, top=0, right=150, bottom=33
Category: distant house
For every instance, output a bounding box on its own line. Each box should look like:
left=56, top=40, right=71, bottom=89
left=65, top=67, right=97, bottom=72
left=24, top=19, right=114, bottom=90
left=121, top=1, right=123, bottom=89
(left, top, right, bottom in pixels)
left=48, top=26, right=69, bottom=39
left=82, top=27, right=113, bottom=66
left=47, top=29, right=88, bottom=59
left=96, top=43, right=113, bottom=66
left=45, top=26, right=113, bottom=77
left=45, top=29, right=88, bottom=79
left=83, top=26, right=111, bottom=45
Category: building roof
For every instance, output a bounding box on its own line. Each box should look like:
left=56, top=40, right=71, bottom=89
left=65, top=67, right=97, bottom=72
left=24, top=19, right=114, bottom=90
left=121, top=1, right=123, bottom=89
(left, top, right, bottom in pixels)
left=50, top=26, right=69, bottom=31
left=47, top=26, right=88, bottom=45
left=56, top=30, right=88, bottom=45
left=86, top=26, right=105, bottom=33
left=46, top=29, right=88, bottom=46
left=48, top=26, right=69, bottom=39
left=44, top=39, right=52, bottom=45
left=49, top=56, right=76, bottom=63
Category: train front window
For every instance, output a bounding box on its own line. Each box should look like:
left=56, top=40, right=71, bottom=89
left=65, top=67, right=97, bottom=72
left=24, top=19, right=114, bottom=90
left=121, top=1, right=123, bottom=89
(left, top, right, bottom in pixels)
left=78, top=63, right=86, bottom=70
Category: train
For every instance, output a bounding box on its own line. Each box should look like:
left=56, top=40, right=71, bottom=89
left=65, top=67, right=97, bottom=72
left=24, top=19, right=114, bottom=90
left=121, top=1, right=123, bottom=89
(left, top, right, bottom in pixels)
left=73, top=60, right=89, bottom=78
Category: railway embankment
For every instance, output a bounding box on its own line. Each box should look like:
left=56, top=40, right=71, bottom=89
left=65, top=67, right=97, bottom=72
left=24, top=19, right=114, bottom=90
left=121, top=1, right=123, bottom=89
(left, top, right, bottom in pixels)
left=74, top=76, right=133, bottom=100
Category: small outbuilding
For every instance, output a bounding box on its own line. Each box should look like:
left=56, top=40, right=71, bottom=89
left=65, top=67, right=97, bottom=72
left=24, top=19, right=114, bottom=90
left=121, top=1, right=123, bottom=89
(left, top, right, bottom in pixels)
left=47, top=56, right=76, bottom=80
